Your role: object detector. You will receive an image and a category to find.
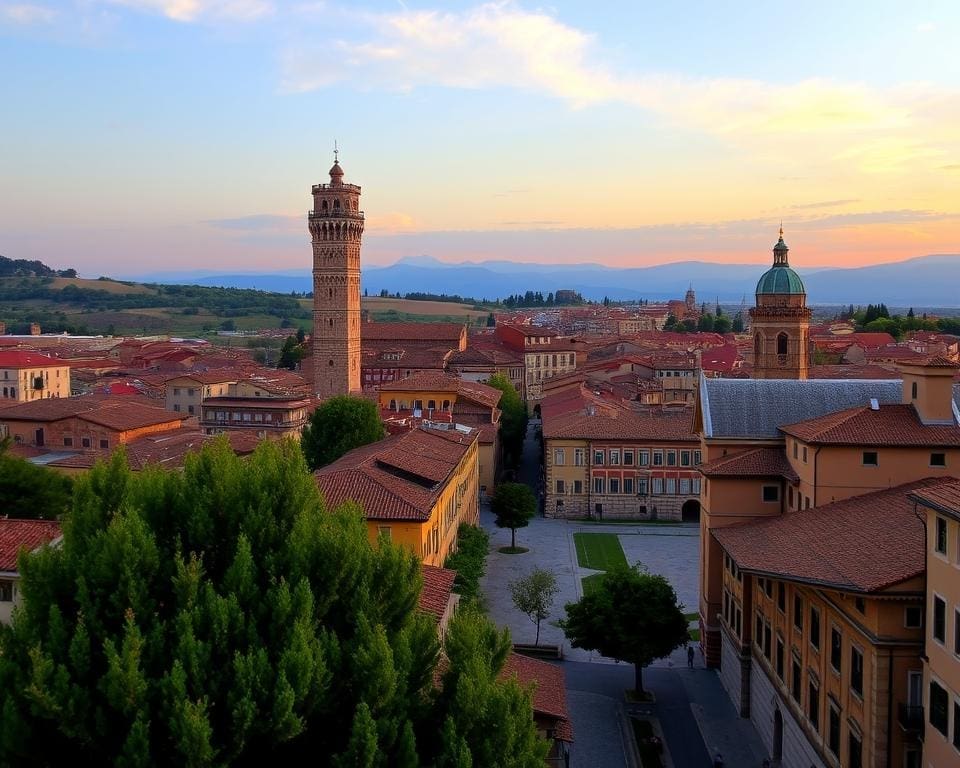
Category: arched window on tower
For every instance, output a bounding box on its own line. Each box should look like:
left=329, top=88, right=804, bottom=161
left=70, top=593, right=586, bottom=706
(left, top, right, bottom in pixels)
left=333, top=199, right=340, bottom=210
left=777, top=333, right=788, bottom=356
left=321, top=200, right=328, bottom=212
left=754, top=333, right=762, bottom=360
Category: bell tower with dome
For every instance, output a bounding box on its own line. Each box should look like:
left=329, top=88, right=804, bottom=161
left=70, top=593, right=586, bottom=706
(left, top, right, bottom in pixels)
left=309, top=152, right=363, bottom=398
left=748, top=228, right=811, bottom=379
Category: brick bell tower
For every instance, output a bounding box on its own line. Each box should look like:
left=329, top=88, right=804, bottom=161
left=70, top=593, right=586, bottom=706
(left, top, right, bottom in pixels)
left=309, top=151, right=363, bottom=398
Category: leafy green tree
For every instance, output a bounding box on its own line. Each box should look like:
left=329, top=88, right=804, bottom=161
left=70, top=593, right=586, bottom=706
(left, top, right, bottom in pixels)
left=486, top=312, right=496, bottom=327
left=487, top=373, right=527, bottom=470
left=491, top=483, right=536, bottom=549
left=509, top=568, right=558, bottom=646
left=731, top=312, right=744, bottom=333
left=443, top=524, right=490, bottom=604
left=663, top=313, right=679, bottom=331
left=561, top=566, right=688, bottom=694
left=301, top=396, right=385, bottom=471
left=0, top=438, right=72, bottom=519
left=429, top=609, right=548, bottom=768
left=697, top=313, right=715, bottom=332
left=277, top=335, right=305, bottom=370
left=713, top=315, right=732, bottom=335
left=0, top=440, right=439, bottom=766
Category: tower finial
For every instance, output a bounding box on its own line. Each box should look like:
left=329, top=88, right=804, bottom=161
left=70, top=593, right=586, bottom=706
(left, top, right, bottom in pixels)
left=779, top=220, right=783, bottom=239
left=334, top=139, right=339, bottom=164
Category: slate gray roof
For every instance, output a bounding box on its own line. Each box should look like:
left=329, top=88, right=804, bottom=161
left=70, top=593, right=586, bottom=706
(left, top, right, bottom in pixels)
left=699, top=377, right=902, bottom=439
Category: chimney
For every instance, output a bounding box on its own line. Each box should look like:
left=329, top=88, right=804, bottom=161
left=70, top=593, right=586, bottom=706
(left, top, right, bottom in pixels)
left=899, top=358, right=959, bottom=425
left=30, top=323, right=41, bottom=336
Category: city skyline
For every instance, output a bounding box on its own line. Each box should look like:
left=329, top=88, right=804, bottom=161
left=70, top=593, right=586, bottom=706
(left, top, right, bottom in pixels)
left=2, top=0, right=959, bottom=276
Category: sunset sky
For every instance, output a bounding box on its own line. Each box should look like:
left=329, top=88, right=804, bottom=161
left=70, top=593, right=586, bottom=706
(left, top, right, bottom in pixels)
left=1, top=0, right=959, bottom=277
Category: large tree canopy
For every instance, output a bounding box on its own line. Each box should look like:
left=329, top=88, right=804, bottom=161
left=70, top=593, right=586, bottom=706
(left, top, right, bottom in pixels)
left=0, top=440, right=546, bottom=767
left=561, top=566, right=688, bottom=694
left=486, top=374, right=527, bottom=470
left=0, top=437, right=72, bottom=520
left=301, top=395, right=385, bottom=471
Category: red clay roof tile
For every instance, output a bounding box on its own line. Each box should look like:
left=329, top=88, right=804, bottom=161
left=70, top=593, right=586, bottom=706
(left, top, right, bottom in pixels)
left=0, top=519, right=61, bottom=572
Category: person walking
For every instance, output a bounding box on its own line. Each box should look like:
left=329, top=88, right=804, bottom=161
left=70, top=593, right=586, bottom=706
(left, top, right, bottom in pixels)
left=687, top=645, right=695, bottom=668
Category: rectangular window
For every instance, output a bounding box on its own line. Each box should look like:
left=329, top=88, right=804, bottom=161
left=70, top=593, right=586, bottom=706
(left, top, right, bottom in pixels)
left=955, top=609, right=960, bottom=655
left=574, top=449, right=585, bottom=466
left=764, top=623, right=772, bottom=660
left=931, top=452, right=946, bottom=467
left=692, top=478, right=702, bottom=495
left=637, top=478, right=648, bottom=496
left=775, top=637, right=784, bottom=680
left=652, top=450, right=663, bottom=466
left=953, top=700, right=960, bottom=750
left=777, top=582, right=786, bottom=612
left=793, top=440, right=798, bottom=459
left=854, top=597, right=866, bottom=614
left=862, top=451, right=878, bottom=466
left=99, top=439, right=108, bottom=450
left=594, top=450, right=604, bottom=466
left=639, top=450, right=650, bottom=466
left=573, top=480, right=583, bottom=494
left=936, top=516, right=948, bottom=555
left=608, top=477, right=620, bottom=494
left=665, top=478, right=676, bottom=495
left=593, top=477, right=605, bottom=494
left=679, top=478, right=691, bottom=494
left=680, top=450, right=691, bottom=466
left=377, top=526, right=392, bottom=541
left=802, top=446, right=808, bottom=463
left=851, top=646, right=863, bottom=697
left=904, top=605, right=922, bottom=629
left=794, top=595, right=803, bottom=632
left=809, top=680, right=820, bottom=731
left=609, top=449, right=621, bottom=465
left=693, top=450, right=701, bottom=465
left=623, top=450, right=634, bottom=466
left=0, top=580, right=13, bottom=602
left=554, top=448, right=565, bottom=466
left=555, top=480, right=565, bottom=494
left=623, top=477, right=634, bottom=494
left=764, top=579, right=773, bottom=598
left=173, top=388, right=180, bottom=396
left=666, top=450, right=677, bottom=466
left=848, top=731, right=862, bottom=768
left=81, top=437, right=91, bottom=448
left=762, top=485, right=780, bottom=503
left=791, top=658, right=802, bottom=703
left=63, top=436, right=73, bottom=447
left=756, top=615, right=764, bottom=649
left=934, top=595, right=946, bottom=643
left=828, top=704, right=841, bottom=756
left=810, top=607, right=821, bottom=650
left=929, top=681, right=948, bottom=735
left=831, top=628, right=842, bottom=673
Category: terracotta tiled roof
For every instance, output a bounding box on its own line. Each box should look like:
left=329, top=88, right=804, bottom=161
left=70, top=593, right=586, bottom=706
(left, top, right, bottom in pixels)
left=164, top=371, right=239, bottom=385
left=779, top=403, right=960, bottom=446
left=0, top=351, right=67, bottom=368
left=899, top=356, right=960, bottom=369
left=78, top=401, right=185, bottom=432
left=908, top=479, right=960, bottom=520
left=0, top=519, right=61, bottom=572
left=0, top=394, right=152, bottom=422
left=542, top=406, right=697, bottom=442
left=713, top=478, right=949, bottom=592
left=378, top=371, right=503, bottom=409
left=809, top=365, right=901, bottom=380
left=418, top=565, right=457, bottom=624
left=501, top=653, right=573, bottom=742
left=314, top=427, right=477, bottom=521
left=698, top=447, right=799, bottom=482
left=362, top=322, right=465, bottom=342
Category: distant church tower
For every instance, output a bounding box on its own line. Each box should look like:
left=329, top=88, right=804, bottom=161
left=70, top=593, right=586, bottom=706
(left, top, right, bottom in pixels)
left=749, top=228, right=811, bottom=379
left=309, top=152, right=363, bottom=398
left=685, top=285, right=697, bottom=316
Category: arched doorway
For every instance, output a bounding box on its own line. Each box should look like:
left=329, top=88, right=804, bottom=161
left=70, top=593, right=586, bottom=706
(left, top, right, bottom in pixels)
left=772, top=709, right=783, bottom=762
left=681, top=499, right=701, bottom=522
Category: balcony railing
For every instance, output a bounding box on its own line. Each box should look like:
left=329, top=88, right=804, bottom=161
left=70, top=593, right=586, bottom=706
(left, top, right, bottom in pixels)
left=897, top=703, right=924, bottom=733
left=308, top=209, right=365, bottom=220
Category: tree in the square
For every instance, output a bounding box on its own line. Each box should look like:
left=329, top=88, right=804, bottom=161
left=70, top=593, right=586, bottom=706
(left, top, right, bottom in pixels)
left=560, top=565, right=688, bottom=695
left=491, top=482, right=536, bottom=550
left=509, top=568, right=558, bottom=646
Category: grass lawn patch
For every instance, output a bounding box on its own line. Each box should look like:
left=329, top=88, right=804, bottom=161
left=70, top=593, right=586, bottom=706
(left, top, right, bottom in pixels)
left=684, top=612, right=699, bottom=622
left=688, top=628, right=700, bottom=641
left=581, top=572, right=608, bottom=595
left=573, top=533, right=627, bottom=571
left=497, top=546, right=529, bottom=554
left=630, top=719, right=664, bottom=768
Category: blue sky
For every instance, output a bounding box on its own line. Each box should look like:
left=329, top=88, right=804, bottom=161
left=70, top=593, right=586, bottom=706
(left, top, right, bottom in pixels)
left=1, top=1, right=958, bottom=276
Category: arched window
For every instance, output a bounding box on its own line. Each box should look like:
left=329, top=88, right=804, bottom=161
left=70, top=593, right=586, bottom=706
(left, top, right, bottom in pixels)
left=442, top=399, right=451, bottom=411
left=389, top=399, right=397, bottom=410
left=427, top=400, right=436, bottom=410
left=333, top=199, right=340, bottom=210
left=777, top=333, right=788, bottom=356
left=754, top=333, right=762, bottom=359
left=321, top=200, right=328, bottom=212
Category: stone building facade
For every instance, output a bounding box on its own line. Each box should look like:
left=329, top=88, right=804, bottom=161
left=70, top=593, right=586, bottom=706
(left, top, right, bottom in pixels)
left=310, top=155, right=363, bottom=398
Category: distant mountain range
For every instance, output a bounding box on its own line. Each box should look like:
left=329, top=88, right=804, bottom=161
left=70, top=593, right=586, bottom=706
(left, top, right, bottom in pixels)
left=133, top=253, right=960, bottom=306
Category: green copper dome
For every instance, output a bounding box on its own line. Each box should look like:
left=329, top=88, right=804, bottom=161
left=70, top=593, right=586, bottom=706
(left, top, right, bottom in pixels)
left=755, top=233, right=806, bottom=295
